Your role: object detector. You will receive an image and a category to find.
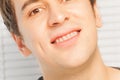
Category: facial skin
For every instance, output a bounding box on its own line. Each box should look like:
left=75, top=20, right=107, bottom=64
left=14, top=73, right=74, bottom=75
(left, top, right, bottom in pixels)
left=12, top=0, right=104, bottom=79
left=11, top=0, right=120, bottom=80
left=12, top=0, right=101, bottom=66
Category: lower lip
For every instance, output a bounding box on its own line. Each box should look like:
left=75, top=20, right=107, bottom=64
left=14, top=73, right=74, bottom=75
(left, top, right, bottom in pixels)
left=52, top=31, right=80, bottom=48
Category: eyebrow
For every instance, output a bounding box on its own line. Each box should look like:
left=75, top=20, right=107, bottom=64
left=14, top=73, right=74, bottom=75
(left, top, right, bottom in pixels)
left=21, top=0, right=39, bottom=11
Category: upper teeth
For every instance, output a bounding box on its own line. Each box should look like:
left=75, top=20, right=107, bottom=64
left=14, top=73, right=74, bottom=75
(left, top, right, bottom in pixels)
left=55, top=31, right=78, bottom=43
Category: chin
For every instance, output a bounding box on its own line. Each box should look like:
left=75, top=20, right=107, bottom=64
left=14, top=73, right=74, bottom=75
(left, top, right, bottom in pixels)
left=58, top=50, right=93, bottom=69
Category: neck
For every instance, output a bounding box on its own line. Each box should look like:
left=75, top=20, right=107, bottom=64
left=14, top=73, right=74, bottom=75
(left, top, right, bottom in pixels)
left=41, top=48, right=108, bottom=80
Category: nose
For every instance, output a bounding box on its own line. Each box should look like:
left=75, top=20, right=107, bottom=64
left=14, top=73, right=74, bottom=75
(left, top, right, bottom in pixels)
left=48, top=6, right=69, bottom=27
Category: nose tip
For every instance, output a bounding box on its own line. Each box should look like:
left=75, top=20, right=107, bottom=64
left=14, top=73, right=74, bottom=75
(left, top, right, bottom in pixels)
left=48, top=9, right=69, bottom=27
left=51, top=15, right=69, bottom=26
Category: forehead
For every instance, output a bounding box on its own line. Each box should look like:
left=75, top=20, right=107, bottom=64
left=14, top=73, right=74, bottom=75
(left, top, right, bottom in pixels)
left=12, top=0, right=50, bottom=11
left=12, top=0, right=92, bottom=14
left=11, top=0, right=38, bottom=14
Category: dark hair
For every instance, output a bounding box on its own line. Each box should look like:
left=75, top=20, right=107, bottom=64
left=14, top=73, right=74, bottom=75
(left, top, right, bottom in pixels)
left=0, top=0, right=96, bottom=36
left=0, top=0, right=20, bottom=36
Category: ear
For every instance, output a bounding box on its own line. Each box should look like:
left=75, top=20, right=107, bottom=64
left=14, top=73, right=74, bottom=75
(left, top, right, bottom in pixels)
left=11, top=33, right=31, bottom=57
left=93, top=3, right=102, bottom=28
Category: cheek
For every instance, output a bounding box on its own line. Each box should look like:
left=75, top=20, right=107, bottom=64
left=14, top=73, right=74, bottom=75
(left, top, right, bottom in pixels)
left=18, top=22, right=45, bottom=50
left=67, top=3, right=97, bottom=39
left=67, top=1, right=94, bottom=18
left=19, top=16, right=47, bottom=41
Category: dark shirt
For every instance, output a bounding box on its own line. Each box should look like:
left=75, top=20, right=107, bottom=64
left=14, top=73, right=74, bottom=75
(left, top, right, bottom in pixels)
left=38, top=77, right=43, bottom=80
left=38, top=67, right=120, bottom=80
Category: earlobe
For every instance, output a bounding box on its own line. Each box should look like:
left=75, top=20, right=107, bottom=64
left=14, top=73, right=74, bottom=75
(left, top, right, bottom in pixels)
left=11, top=33, right=31, bottom=57
left=93, top=3, right=102, bottom=28
left=20, top=47, right=32, bottom=57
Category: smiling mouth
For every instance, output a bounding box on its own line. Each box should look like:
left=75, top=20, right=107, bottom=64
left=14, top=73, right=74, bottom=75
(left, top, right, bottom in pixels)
left=51, top=30, right=81, bottom=44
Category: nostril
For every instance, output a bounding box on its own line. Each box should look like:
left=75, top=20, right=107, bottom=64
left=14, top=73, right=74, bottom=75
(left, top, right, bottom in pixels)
left=65, top=17, right=69, bottom=21
left=53, top=22, right=59, bottom=26
left=51, top=16, right=69, bottom=26
left=48, top=12, right=70, bottom=27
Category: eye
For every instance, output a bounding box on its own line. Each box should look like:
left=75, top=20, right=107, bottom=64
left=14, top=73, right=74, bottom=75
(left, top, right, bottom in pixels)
left=63, top=0, right=71, bottom=2
left=60, top=0, right=71, bottom=3
left=29, top=7, right=43, bottom=16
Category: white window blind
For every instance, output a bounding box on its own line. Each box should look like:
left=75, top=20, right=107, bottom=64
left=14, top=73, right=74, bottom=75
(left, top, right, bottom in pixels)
left=0, top=0, right=120, bottom=80
left=0, top=17, right=41, bottom=80
left=97, top=0, right=120, bottom=66
left=0, top=16, right=5, bottom=80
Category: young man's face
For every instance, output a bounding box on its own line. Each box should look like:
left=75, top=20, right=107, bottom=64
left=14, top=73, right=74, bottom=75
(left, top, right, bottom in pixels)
left=12, top=0, right=101, bottom=68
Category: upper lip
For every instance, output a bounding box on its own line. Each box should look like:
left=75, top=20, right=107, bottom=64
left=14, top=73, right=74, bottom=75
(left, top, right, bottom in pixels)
left=50, top=28, right=81, bottom=44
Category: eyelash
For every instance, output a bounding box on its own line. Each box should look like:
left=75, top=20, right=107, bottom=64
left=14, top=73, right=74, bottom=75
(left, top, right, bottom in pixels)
left=29, top=7, right=44, bottom=17
left=63, top=0, right=71, bottom=2
left=59, top=0, right=71, bottom=3
left=65, top=0, right=71, bottom=1
left=28, top=0, right=72, bottom=17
